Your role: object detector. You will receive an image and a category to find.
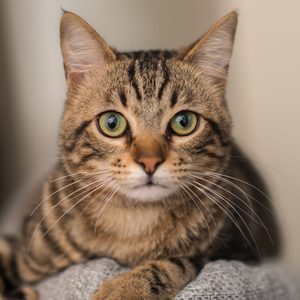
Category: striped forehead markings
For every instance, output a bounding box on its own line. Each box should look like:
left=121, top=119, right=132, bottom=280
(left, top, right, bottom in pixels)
left=128, top=60, right=142, bottom=101
left=117, top=90, right=127, bottom=107
left=157, top=60, right=170, bottom=100
left=170, top=90, right=178, bottom=108
left=126, top=54, right=174, bottom=105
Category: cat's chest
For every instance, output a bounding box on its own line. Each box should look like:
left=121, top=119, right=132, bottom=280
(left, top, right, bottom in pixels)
left=74, top=205, right=221, bottom=265
left=102, top=206, right=161, bottom=237
left=73, top=205, right=163, bottom=254
left=94, top=207, right=178, bottom=263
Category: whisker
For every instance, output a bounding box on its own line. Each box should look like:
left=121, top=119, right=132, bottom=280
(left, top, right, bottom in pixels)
left=205, top=171, right=272, bottom=202
left=30, top=169, right=111, bottom=216
left=75, top=179, right=114, bottom=222
left=192, top=172, right=253, bottom=209
left=176, top=184, right=190, bottom=215
left=29, top=178, right=83, bottom=216
left=202, top=172, right=274, bottom=215
left=178, top=182, right=212, bottom=241
left=185, top=178, right=257, bottom=254
left=181, top=180, right=216, bottom=227
left=175, top=184, right=193, bottom=215
left=93, top=184, right=120, bottom=234
left=28, top=177, right=110, bottom=251
left=189, top=178, right=260, bottom=255
left=39, top=179, right=112, bottom=242
left=190, top=173, right=274, bottom=243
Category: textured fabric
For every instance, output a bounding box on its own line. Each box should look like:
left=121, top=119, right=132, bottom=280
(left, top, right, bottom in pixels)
left=36, top=258, right=300, bottom=300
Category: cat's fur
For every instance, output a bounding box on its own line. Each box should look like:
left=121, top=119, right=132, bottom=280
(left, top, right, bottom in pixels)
left=0, top=11, right=280, bottom=300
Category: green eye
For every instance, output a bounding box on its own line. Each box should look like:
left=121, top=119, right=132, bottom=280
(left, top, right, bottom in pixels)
left=170, top=111, right=199, bottom=136
left=97, top=111, right=127, bottom=137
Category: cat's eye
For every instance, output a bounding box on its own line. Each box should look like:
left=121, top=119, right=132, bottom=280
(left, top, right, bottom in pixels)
left=169, top=111, right=199, bottom=136
left=97, top=111, right=127, bottom=138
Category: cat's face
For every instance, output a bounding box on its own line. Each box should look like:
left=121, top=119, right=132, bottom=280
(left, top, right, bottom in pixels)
left=59, top=12, right=237, bottom=203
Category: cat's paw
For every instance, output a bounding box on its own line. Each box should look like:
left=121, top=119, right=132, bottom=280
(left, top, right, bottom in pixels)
left=91, top=273, right=171, bottom=300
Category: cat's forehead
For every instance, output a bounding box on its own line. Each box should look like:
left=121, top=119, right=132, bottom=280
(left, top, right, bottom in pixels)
left=99, top=55, right=198, bottom=123
left=100, top=52, right=204, bottom=108
left=118, top=51, right=178, bottom=102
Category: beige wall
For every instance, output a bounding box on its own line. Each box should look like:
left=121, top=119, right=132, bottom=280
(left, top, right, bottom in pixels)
left=2, top=0, right=300, bottom=268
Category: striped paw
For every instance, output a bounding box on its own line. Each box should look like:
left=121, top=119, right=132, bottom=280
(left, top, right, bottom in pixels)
left=91, top=273, right=173, bottom=300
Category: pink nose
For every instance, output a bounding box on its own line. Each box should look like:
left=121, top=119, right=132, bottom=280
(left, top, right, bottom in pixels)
left=137, top=156, right=163, bottom=175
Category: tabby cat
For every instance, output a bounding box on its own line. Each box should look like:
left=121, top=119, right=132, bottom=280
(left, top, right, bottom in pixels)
left=0, top=11, right=280, bottom=300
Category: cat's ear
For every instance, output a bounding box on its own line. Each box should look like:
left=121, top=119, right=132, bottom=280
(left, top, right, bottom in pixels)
left=60, top=11, right=116, bottom=86
left=182, top=12, right=238, bottom=86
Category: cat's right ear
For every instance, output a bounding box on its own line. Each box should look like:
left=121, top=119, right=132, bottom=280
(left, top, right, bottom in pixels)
left=182, top=12, right=238, bottom=87
left=60, top=12, right=116, bottom=86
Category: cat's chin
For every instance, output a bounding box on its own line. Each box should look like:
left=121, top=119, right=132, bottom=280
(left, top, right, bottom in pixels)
left=124, top=184, right=173, bottom=203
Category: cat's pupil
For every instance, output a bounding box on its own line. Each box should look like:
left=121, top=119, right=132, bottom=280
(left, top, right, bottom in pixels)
left=177, top=114, right=189, bottom=128
left=107, top=115, right=118, bottom=130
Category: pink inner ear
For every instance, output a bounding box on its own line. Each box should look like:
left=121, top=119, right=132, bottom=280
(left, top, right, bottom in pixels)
left=60, top=12, right=116, bottom=77
left=183, top=12, right=238, bottom=82
left=63, top=29, right=106, bottom=72
left=67, top=71, right=87, bottom=87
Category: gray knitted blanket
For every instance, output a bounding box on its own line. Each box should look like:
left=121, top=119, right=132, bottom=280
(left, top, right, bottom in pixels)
left=36, top=258, right=300, bottom=300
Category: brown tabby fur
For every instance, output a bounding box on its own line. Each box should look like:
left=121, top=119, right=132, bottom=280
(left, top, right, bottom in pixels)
left=0, top=11, right=280, bottom=300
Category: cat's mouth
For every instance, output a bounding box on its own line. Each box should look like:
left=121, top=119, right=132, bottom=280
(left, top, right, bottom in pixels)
left=133, top=181, right=167, bottom=189
left=123, top=179, right=173, bottom=202
left=122, top=172, right=174, bottom=202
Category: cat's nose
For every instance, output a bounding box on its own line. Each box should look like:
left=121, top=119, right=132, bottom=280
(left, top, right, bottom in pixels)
left=130, top=134, right=167, bottom=174
left=137, top=156, right=163, bottom=175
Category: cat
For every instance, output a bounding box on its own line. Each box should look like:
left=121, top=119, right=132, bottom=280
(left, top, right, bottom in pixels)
left=0, top=11, right=280, bottom=300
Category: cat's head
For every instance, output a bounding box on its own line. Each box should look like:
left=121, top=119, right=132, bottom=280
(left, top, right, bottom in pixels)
left=59, top=12, right=237, bottom=204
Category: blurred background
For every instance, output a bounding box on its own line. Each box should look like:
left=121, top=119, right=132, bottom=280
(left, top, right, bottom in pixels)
left=0, top=0, right=299, bottom=270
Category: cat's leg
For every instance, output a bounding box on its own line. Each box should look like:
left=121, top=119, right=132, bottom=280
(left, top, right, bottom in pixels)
left=92, top=256, right=203, bottom=300
left=0, top=229, right=85, bottom=299
left=0, top=176, right=91, bottom=299
left=0, top=237, right=42, bottom=299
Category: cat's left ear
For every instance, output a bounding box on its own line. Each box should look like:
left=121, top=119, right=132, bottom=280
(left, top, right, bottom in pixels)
left=182, top=12, right=238, bottom=86
left=60, top=11, right=116, bottom=86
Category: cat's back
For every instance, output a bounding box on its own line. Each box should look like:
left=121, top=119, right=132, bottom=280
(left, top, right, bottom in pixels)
left=227, top=143, right=281, bottom=258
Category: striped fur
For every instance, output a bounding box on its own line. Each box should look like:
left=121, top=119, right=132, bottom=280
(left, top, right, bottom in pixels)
left=0, top=11, right=280, bottom=299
